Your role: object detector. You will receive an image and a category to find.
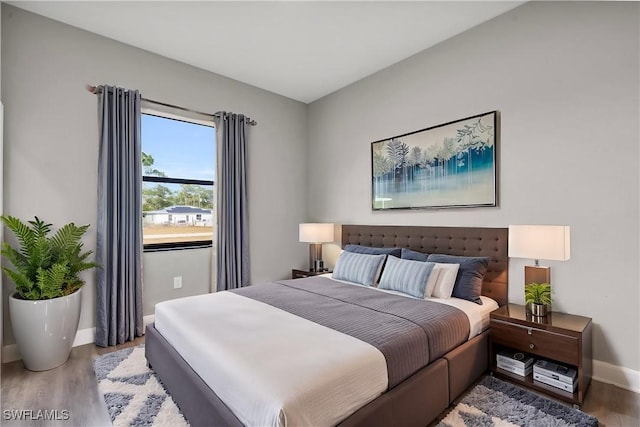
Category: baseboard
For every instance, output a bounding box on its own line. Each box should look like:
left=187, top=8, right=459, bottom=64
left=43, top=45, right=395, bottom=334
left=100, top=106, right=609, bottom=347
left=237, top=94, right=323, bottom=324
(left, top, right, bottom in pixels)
left=73, top=326, right=96, bottom=347
left=143, top=314, right=155, bottom=328
left=2, top=315, right=155, bottom=364
left=593, top=359, right=640, bottom=394
left=2, top=343, right=21, bottom=363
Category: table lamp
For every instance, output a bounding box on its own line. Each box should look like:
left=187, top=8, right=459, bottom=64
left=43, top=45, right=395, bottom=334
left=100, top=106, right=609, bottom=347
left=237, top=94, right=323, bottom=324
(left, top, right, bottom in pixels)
left=299, top=223, right=334, bottom=272
left=508, top=225, right=571, bottom=286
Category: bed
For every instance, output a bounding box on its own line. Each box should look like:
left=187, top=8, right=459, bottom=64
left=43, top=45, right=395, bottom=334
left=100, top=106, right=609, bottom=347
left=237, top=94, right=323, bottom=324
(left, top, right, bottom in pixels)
left=145, top=225, right=508, bottom=427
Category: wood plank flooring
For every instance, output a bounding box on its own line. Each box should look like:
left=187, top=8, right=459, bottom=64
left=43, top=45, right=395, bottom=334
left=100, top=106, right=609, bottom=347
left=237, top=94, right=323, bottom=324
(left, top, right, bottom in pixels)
left=1, top=337, right=143, bottom=427
left=582, top=379, right=640, bottom=426
left=2, top=337, right=639, bottom=426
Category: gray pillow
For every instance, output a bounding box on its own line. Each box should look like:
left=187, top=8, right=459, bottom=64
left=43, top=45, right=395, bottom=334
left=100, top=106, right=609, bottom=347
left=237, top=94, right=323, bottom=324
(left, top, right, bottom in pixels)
left=378, top=256, right=435, bottom=299
left=333, top=251, right=386, bottom=287
left=344, top=244, right=401, bottom=258
left=426, top=254, right=490, bottom=304
left=401, top=248, right=429, bottom=262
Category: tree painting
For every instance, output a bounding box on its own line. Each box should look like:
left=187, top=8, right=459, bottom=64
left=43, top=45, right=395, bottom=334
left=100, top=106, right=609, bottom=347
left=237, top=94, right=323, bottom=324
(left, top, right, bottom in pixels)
left=371, top=111, right=496, bottom=209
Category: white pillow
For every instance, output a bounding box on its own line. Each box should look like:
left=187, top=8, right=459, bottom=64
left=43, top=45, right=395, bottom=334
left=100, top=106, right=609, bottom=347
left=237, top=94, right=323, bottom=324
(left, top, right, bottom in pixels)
left=430, top=263, right=460, bottom=299
left=424, top=267, right=441, bottom=298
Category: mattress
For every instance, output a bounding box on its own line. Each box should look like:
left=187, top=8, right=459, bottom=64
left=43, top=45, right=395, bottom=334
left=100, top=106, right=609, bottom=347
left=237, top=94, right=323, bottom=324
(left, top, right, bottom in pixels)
left=426, top=295, right=497, bottom=337
left=154, top=277, right=488, bottom=426
left=154, top=291, right=387, bottom=427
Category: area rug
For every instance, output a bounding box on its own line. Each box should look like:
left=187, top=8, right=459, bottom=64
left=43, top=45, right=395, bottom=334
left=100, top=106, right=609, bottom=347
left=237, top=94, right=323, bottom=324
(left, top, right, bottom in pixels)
left=93, top=346, right=189, bottom=427
left=94, top=348, right=598, bottom=427
left=437, top=376, right=598, bottom=427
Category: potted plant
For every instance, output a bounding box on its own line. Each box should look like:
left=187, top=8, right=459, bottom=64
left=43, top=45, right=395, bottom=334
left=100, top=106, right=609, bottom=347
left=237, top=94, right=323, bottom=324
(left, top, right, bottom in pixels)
left=524, top=282, right=552, bottom=317
left=1, top=216, right=99, bottom=371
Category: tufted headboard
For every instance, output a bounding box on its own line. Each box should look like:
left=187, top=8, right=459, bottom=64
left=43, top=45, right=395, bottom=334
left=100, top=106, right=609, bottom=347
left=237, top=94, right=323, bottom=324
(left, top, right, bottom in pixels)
left=342, top=225, right=509, bottom=306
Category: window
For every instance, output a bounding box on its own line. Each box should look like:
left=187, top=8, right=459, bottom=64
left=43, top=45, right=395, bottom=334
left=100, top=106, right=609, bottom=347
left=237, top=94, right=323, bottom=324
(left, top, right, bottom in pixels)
left=141, top=108, right=215, bottom=251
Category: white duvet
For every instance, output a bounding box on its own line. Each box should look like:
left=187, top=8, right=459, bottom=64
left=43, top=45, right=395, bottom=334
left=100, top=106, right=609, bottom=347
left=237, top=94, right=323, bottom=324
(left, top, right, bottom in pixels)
left=154, top=291, right=388, bottom=427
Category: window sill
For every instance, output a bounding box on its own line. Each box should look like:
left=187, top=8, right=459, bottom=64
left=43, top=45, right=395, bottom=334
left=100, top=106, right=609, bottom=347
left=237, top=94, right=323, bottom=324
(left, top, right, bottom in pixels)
left=143, top=241, right=213, bottom=253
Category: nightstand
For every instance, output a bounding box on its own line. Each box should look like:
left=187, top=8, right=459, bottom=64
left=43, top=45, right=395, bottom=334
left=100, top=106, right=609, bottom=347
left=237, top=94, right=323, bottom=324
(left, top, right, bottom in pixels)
left=291, top=269, right=331, bottom=279
left=489, top=304, right=592, bottom=406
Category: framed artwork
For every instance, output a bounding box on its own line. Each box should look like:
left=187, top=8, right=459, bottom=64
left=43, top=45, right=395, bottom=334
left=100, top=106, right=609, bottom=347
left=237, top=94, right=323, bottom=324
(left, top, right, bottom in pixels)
left=371, top=111, right=497, bottom=210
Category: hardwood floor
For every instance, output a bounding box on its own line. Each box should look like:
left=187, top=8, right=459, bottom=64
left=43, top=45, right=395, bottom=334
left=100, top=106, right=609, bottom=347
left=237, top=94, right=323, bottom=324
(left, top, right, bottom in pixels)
left=582, top=380, right=640, bottom=426
left=2, top=338, right=639, bottom=426
left=1, top=337, right=144, bottom=427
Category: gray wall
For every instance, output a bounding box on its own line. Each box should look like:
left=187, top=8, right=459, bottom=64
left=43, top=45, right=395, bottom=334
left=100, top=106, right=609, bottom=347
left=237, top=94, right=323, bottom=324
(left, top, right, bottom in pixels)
left=1, top=5, right=308, bottom=345
left=308, top=1, right=640, bottom=371
left=142, top=249, right=212, bottom=316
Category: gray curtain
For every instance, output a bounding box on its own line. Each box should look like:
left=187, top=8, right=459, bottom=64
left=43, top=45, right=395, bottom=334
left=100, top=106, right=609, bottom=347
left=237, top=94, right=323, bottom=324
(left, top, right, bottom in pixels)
left=96, top=85, right=144, bottom=347
left=214, top=112, right=250, bottom=291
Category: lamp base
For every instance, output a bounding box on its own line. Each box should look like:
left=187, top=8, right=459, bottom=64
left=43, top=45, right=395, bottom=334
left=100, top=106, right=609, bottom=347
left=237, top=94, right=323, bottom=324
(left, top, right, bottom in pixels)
left=524, top=265, right=550, bottom=285
left=309, top=243, right=322, bottom=272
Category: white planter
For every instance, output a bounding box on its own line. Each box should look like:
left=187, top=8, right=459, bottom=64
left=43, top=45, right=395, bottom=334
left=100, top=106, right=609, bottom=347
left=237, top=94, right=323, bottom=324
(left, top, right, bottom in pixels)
left=9, top=288, right=82, bottom=371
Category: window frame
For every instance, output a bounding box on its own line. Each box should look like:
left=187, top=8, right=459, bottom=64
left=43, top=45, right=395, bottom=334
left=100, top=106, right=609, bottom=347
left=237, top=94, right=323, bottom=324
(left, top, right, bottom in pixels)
left=141, top=104, right=215, bottom=252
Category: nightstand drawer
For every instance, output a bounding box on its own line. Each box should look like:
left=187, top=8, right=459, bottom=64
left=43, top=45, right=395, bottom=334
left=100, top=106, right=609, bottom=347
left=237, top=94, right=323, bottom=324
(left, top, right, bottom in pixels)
left=491, top=319, right=579, bottom=365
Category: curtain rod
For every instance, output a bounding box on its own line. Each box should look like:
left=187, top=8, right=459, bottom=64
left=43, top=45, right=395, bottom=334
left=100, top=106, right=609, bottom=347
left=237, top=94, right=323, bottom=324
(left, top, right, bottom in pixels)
left=86, top=85, right=257, bottom=126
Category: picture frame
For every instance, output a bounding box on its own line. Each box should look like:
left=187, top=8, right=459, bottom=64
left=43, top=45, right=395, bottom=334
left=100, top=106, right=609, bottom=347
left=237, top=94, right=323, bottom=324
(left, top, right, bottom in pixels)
left=371, top=111, right=497, bottom=210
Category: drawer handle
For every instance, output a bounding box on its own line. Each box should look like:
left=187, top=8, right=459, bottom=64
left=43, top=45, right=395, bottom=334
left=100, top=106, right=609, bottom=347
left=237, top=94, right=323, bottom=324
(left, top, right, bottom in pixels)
left=528, top=328, right=533, bottom=335
left=529, top=343, right=535, bottom=350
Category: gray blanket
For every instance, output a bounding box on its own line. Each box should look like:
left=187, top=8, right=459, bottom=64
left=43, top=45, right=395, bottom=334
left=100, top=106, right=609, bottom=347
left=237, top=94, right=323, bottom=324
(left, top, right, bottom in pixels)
left=231, top=277, right=470, bottom=388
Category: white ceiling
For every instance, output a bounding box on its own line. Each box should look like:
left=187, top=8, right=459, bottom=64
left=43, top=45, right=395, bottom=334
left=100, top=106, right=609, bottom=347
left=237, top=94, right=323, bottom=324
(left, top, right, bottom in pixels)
left=9, top=1, right=525, bottom=103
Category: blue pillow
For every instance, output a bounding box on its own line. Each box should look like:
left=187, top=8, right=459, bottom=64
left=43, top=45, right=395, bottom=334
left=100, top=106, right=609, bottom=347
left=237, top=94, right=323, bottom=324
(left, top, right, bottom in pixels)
left=333, top=251, right=386, bottom=287
left=401, top=248, right=429, bottom=262
left=378, top=256, right=435, bottom=299
left=344, top=244, right=401, bottom=258
left=426, top=254, right=490, bottom=304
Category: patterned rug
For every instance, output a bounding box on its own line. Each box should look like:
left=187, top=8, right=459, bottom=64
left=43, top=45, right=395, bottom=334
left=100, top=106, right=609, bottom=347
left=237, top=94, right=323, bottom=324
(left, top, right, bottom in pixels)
left=438, top=376, right=599, bottom=427
left=94, top=347, right=598, bottom=427
left=93, top=346, right=188, bottom=427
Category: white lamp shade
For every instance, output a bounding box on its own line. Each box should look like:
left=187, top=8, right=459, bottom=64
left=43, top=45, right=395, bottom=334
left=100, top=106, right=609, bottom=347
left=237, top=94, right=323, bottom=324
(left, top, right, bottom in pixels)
left=299, top=223, right=334, bottom=243
left=508, top=225, right=570, bottom=261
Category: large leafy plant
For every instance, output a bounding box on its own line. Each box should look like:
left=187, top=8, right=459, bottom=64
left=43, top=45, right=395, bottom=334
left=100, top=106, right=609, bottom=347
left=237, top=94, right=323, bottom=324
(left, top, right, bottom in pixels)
left=524, top=282, right=552, bottom=306
left=1, top=216, right=99, bottom=300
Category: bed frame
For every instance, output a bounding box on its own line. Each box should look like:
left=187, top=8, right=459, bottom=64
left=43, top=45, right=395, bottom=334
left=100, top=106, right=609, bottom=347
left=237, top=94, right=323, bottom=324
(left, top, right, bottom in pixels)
left=146, top=225, right=508, bottom=427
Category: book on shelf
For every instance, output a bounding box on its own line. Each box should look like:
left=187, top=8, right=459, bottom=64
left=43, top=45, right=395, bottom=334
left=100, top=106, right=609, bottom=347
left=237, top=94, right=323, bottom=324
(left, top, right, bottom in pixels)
left=533, top=359, right=577, bottom=385
left=496, top=349, right=535, bottom=370
left=497, top=360, right=533, bottom=377
left=533, top=372, right=577, bottom=392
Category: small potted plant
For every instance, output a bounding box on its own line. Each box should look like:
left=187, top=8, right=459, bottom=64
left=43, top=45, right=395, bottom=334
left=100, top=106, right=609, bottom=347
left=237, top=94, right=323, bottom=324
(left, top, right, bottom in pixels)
left=524, top=282, right=552, bottom=317
left=1, top=215, right=99, bottom=371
